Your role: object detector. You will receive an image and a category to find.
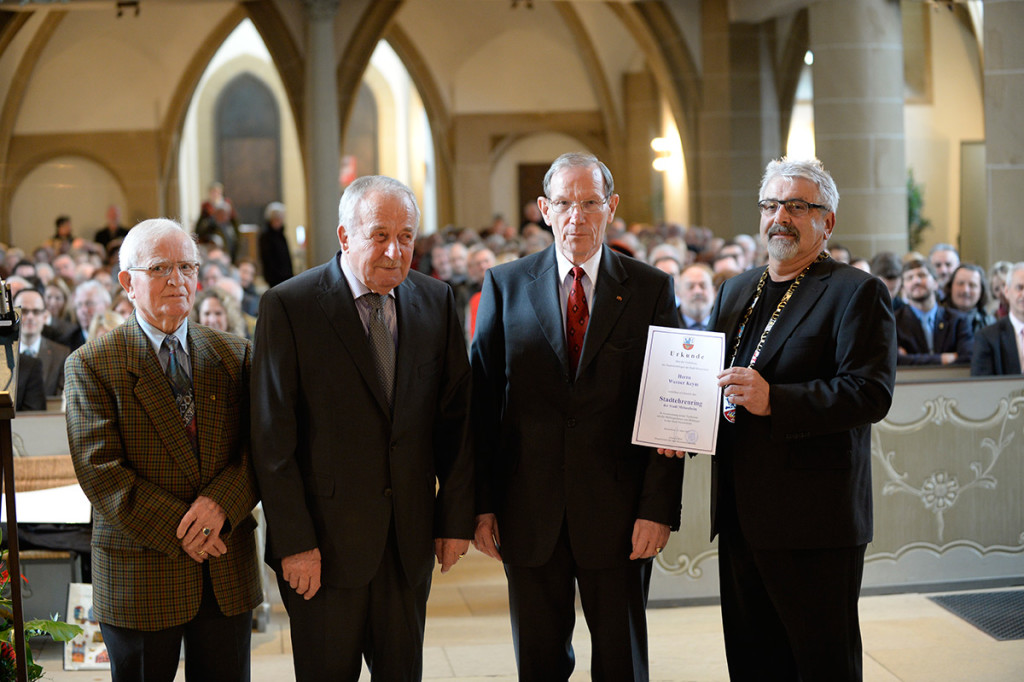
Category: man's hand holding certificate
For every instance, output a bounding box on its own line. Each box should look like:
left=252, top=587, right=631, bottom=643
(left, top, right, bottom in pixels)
left=632, top=326, right=724, bottom=455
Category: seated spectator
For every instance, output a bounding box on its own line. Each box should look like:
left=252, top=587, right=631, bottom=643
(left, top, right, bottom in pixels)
left=870, top=251, right=904, bottom=310
left=989, top=261, right=1012, bottom=318
left=42, top=279, right=76, bottom=341
left=112, top=290, right=135, bottom=319
left=61, top=280, right=112, bottom=351
left=715, top=240, right=748, bottom=272
left=196, top=201, right=239, bottom=261
left=677, top=263, right=716, bottom=331
left=190, top=287, right=247, bottom=338
left=35, top=262, right=55, bottom=286
left=895, top=257, right=973, bottom=365
left=828, top=243, right=852, bottom=264
left=929, top=243, right=960, bottom=299
left=87, top=309, right=125, bottom=340
left=45, top=215, right=74, bottom=255
left=235, top=257, right=261, bottom=317
left=211, top=278, right=255, bottom=338
left=14, top=287, right=70, bottom=398
left=200, top=260, right=229, bottom=290
left=52, top=253, right=76, bottom=283
left=945, top=264, right=995, bottom=335
left=972, top=262, right=1024, bottom=376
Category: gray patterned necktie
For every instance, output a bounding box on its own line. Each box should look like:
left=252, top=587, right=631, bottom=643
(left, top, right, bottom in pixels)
left=162, top=336, right=197, bottom=452
left=363, top=293, right=395, bottom=408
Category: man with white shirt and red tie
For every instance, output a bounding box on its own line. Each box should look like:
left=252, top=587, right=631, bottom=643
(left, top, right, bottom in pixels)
left=972, top=263, right=1024, bottom=375
left=471, top=152, right=683, bottom=680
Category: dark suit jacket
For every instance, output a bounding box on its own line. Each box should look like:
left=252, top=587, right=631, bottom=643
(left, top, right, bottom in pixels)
left=251, top=255, right=474, bottom=590
left=65, top=317, right=262, bottom=630
left=471, top=245, right=685, bottom=570
left=59, top=324, right=87, bottom=352
left=16, top=354, right=45, bottom=411
left=709, top=258, right=896, bottom=549
left=894, top=304, right=973, bottom=365
left=34, top=337, right=70, bottom=397
left=971, top=318, right=1022, bottom=376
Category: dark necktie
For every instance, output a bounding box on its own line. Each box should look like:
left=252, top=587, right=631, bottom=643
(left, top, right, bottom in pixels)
left=566, top=266, right=590, bottom=378
left=363, top=293, right=395, bottom=408
left=162, top=336, right=197, bottom=452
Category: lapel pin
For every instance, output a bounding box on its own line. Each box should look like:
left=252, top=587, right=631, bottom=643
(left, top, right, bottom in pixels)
left=210, top=395, right=216, bottom=401
left=616, top=296, right=622, bottom=302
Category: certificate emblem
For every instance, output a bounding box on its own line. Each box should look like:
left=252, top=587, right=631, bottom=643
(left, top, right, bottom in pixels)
left=682, top=337, right=695, bottom=351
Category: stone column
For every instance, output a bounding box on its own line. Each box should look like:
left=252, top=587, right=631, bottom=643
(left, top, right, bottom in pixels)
left=808, top=0, right=907, bottom=256
left=983, top=0, right=1024, bottom=265
left=304, top=0, right=341, bottom=266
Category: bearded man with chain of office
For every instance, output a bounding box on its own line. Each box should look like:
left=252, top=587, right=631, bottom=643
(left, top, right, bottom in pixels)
left=663, top=158, right=896, bottom=681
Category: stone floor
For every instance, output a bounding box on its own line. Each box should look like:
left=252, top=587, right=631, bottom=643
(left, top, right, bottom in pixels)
left=32, top=551, right=1024, bottom=681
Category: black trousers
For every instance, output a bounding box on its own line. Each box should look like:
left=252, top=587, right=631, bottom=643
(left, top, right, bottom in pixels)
left=279, top=521, right=430, bottom=682
left=100, top=565, right=252, bottom=682
left=718, top=511, right=867, bottom=682
left=504, top=519, right=653, bottom=682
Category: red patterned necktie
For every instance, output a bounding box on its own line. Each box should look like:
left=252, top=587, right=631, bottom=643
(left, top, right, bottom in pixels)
left=566, top=266, right=590, bottom=378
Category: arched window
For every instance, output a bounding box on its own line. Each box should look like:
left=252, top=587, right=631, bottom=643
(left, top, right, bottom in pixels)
left=215, top=73, right=281, bottom=224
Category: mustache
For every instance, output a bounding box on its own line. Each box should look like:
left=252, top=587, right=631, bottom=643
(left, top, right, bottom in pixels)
left=767, top=224, right=799, bottom=239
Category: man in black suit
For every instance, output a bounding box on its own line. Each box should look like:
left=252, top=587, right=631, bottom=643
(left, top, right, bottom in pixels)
left=251, top=176, right=474, bottom=681
left=472, top=152, right=684, bottom=680
left=61, top=280, right=111, bottom=351
left=663, top=157, right=896, bottom=680
left=972, top=263, right=1024, bottom=376
left=14, top=288, right=70, bottom=397
left=895, top=258, right=973, bottom=365
left=677, top=263, right=716, bottom=331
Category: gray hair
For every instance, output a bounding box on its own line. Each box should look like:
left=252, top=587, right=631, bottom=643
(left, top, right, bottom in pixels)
left=1010, top=262, right=1024, bottom=278
left=929, top=243, right=959, bottom=257
left=759, top=157, right=840, bottom=214
left=118, top=218, right=200, bottom=271
left=338, top=176, right=421, bottom=236
left=543, top=152, right=615, bottom=199
left=73, top=279, right=112, bottom=306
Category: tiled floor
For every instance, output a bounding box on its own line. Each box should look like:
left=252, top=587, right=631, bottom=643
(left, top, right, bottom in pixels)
left=33, top=551, right=1024, bottom=680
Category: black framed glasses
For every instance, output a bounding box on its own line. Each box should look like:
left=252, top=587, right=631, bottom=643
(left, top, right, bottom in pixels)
left=757, top=199, right=828, bottom=217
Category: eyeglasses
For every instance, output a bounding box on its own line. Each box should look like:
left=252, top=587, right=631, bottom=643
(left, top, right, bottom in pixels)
left=19, top=308, right=46, bottom=316
left=546, top=197, right=609, bottom=214
left=127, top=261, right=200, bottom=278
left=757, top=199, right=828, bottom=217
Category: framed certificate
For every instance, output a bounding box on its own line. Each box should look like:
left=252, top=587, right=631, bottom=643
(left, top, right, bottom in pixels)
left=632, top=326, right=725, bottom=455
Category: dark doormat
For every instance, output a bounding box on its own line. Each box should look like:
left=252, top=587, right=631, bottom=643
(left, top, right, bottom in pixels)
left=929, top=591, right=1024, bottom=641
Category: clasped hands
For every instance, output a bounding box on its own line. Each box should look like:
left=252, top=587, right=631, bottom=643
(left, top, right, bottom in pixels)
left=472, top=513, right=669, bottom=561
left=176, top=495, right=228, bottom=564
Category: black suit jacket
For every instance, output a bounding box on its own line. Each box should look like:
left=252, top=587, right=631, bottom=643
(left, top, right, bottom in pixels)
left=894, top=304, right=973, bottom=365
left=59, top=325, right=87, bottom=353
left=471, top=245, right=684, bottom=570
left=34, top=337, right=70, bottom=397
left=971, top=318, right=1022, bottom=376
left=251, top=254, right=474, bottom=589
left=709, top=258, right=896, bottom=549
left=16, top=354, right=45, bottom=411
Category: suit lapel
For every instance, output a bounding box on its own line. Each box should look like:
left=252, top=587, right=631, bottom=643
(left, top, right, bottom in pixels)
left=315, top=256, right=392, bottom=417
left=188, top=327, right=224, bottom=482
left=126, top=318, right=200, bottom=488
left=527, top=248, right=570, bottom=375
left=576, top=246, right=629, bottom=377
left=748, top=261, right=830, bottom=371
left=897, top=306, right=929, bottom=353
left=714, top=268, right=764, bottom=366
left=933, top=307, right=951, bottom=352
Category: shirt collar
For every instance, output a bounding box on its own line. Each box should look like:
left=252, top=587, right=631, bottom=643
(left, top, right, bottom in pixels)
left=136, top=314, right=189, bottom=358
left=554, top=245, right=602, bottom=288
left=340, top=251, right=396, bottom=301
left=1009, top=312, right=1024, bottom=338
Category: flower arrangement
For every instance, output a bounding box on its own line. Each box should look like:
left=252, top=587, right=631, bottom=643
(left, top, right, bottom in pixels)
left=0, top=535, right=82, bottom=681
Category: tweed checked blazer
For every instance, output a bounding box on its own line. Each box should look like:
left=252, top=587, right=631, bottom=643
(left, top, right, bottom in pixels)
left=65, top=315, right=262, bottom=631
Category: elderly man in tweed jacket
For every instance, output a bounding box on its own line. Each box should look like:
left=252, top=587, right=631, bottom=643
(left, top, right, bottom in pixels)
left=66, top=219, right=261, bottom=682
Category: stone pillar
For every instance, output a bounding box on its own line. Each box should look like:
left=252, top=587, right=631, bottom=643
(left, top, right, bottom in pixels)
left=808, top=0, right=907, bottom=256
left=622, top=71, right=659, bottom=225
left=983, top=0, right=1024, bottom=266
left=695, top=3, right=778, bottom=238
left=304, top=0, right=341, bottom=266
